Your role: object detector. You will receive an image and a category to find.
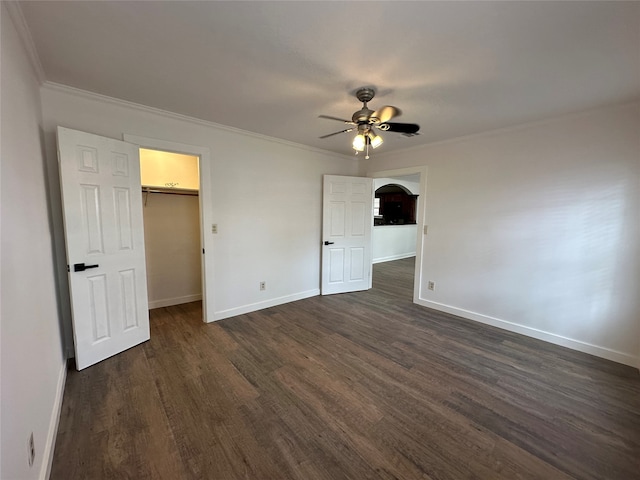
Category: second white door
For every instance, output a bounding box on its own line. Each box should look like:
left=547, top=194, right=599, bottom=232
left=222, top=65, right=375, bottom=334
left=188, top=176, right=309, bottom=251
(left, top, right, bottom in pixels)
left=321, top=175, right=373, bottom=295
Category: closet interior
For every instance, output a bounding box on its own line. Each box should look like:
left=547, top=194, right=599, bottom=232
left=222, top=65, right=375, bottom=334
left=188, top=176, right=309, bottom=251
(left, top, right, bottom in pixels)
left=139, top=148, right=202, bottom=309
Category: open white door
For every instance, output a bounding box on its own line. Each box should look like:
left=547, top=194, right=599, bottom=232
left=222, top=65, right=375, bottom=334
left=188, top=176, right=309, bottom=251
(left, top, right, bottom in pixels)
left=57, top=127, right=149, bottom=370
left=321, top=175, right=373, bottom=295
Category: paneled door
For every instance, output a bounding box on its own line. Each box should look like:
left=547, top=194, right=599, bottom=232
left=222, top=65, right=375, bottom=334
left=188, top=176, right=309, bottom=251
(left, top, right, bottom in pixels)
left=57, top=127, right=149, bottom=370
left=321, top=175, right=373, bottom=295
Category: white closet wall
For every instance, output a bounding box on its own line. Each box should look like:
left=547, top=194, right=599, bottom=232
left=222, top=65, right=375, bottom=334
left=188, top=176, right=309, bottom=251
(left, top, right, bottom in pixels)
left=143, top=192, right=202, bottom=308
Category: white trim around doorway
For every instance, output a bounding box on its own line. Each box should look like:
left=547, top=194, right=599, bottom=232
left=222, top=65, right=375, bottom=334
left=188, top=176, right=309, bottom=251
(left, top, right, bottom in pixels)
left=123, top=134, right=216, bottom=323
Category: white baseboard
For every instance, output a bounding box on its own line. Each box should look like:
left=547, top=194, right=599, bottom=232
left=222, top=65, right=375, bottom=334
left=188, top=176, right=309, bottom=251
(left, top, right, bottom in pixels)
left=416, top=298, right=640, bottom=369
left=148, top=293, right=202, bottom=309
left=373, top=253, right=416, bottom=264
left=41, top=360, right=67, bottom=480
left=211, top=289, right=320, bottom=322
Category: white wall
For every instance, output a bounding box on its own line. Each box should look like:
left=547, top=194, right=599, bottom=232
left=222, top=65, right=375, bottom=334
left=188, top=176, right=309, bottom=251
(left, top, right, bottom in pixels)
left=143, top=193, right=202, bottom=308
left=372, top=225, right=417, bottom=264
left=39, top=83, right=357, bottom=347
left=1, top=5, right=67, bottom=479
left=365, top=103, right=640, bottom=367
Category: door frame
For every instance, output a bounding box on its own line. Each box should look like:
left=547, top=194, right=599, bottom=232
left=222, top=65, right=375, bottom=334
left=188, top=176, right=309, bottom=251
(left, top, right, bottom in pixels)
left=123, top=134, right=215, bottom=323
left=366, top=166, right=428, bottom=303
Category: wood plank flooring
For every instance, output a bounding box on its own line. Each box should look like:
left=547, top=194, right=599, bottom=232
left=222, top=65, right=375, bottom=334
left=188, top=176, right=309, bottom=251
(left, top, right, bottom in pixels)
left=51, top=258, right=640, bottom=479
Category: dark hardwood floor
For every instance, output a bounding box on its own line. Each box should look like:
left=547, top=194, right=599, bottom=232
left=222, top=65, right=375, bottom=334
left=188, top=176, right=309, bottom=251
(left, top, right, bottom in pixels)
left=51, top=258, right=640, bottom=479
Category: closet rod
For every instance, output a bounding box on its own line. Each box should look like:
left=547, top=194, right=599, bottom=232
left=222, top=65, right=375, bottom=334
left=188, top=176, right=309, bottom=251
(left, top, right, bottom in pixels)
left=142, top=187, right=199, bottom=206
left=142, top=187, right=199, bottom=197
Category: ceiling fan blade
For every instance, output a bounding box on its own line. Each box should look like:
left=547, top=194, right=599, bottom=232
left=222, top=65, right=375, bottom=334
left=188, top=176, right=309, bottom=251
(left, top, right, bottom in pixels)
left=378, top=122, right=420, bottom=134
left=319, top=128, right=355, bottom=139
left=371, top=106, right=401, bottom=124
left=319, top=115, right=354, bottom=124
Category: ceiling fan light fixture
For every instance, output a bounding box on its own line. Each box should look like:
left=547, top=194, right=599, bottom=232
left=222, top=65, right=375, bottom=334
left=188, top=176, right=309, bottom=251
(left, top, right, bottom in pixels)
left=352, top=133, right=366, bottom=151
left=369, top=132, right=383, bottom=149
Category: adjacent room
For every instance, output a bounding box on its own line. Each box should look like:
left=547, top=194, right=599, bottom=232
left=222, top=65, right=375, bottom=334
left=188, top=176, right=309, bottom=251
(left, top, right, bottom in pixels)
left=1, top=1, right=639, bottom=479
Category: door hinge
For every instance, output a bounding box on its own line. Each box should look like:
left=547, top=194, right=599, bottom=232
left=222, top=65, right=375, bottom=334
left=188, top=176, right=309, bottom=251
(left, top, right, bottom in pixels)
left=67, top=265, right=70, bottom=272
left=202, top=248, right=205, bottom=254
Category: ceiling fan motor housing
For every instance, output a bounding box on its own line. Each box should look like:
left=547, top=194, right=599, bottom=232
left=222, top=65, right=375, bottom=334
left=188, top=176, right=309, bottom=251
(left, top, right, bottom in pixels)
left=353, top=88, right=377, bottom=123
left=352, top=108, right=374, bottom=124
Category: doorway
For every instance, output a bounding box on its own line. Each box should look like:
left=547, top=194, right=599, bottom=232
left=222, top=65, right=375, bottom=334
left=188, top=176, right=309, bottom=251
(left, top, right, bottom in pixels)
left=123, top=134, right=215, bottom=323
left=369, top=167, right=427, bottom=303
left=139, top=148, right=202, bottom=309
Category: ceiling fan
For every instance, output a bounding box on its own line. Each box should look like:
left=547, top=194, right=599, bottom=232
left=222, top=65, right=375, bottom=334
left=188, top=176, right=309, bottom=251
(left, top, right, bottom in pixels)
left=319, top=87, right=420, bottom=158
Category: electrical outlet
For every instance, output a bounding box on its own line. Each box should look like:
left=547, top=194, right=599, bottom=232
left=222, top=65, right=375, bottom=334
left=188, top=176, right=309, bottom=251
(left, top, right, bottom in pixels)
left=211, top=224, right=218, bottom=234
left=28, top=432, right=35, bottom=467
left=259, top=281, right=266, bottom=291
left=428, top=281, right=435, bottom=291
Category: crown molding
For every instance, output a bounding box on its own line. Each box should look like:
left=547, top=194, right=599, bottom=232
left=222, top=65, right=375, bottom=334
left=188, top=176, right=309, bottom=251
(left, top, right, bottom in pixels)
left=41, top=82, right=354, bottom=161
left=3, top=1, right=45, bottom=84
left=374, top=99, right=640, bottom=160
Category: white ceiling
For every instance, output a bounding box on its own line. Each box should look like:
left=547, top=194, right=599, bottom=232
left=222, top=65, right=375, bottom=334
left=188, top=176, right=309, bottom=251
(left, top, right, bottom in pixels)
left=19, top=1, right=640, bottom=157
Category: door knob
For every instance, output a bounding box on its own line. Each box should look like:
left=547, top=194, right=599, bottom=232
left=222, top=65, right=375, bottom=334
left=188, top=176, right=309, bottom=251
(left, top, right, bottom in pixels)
left=324, top=241, right=335, bottom=245
left=74, top=263, right=99, bottom=272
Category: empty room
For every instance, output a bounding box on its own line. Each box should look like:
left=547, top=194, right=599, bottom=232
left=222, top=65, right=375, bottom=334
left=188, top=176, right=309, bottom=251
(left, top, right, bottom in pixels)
left=1, top=1, right=639, bottom=479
